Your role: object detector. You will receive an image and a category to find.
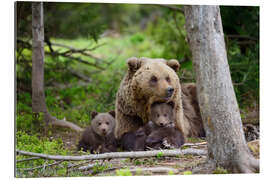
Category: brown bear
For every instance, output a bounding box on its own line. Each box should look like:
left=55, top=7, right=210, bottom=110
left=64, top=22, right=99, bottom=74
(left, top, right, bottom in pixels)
left=115, top=57, right=188, bottom=139
left=181, top=83, right=205, bottom=137
left=120, top=102, right=184, bottom=151
left=145, top=126, right=185, bottom=150
left=77, top=111, right=117, bottom=153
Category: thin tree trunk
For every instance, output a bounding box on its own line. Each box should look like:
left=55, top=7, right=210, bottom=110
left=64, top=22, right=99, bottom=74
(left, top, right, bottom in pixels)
left=184, top=5, right=259, bottom=173
left=32, top=2, right=47, bottom=113
left=31, top=2, right=83, bottom=133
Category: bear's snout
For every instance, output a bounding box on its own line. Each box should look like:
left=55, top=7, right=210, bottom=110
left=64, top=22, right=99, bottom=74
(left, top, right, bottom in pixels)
left=166, top=87, right=174, bottom=97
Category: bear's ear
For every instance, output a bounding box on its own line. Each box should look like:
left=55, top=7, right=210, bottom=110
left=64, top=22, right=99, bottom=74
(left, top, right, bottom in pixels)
left=167, top=59, right=180, bottom=72
left=127, top=57, right=141, bottom=72
left=108, top=111, right=115, bottom=118
left=91, top=111, right=98, bottom=119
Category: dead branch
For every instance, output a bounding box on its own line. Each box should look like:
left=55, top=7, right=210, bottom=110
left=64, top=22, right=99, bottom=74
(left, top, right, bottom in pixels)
left=17, top=39, right=109, bottom=70
left=16, top=157, right=41, bottom=163
left=129, top=167, right=179, bottom=174
left=226, top=34, right=258, bottom=41
left=44, top=112, right=83, bottom=133
left=68, top=68, right=92, bottom=82
left=49, top=42, right=106, bottom=62
left=16, top=148, right=207, bottom=161
left=46, top=81, right=92, bottom=90
left=17, top=160, right=64, bottom=172
left=183, top=142, right=207, bottom=146
left=45, top=51, right=105, bottom=70
left=77, top=164, right=95, bottom=171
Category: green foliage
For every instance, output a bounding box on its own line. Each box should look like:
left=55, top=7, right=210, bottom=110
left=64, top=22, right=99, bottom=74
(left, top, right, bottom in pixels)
left=221, top=6, right=259, bottom=109
left=168, top=170, right=175, bottom=175
left=228, top=42, right=259, bottom=107
left=147, top=7, right=191, bottom=60
left=92, top=162, right=112, bottom=174
left=156, top=152, right=164, bottom=159
left=16, top=131, right=68, bottom=156
left=16, top=131, right=69, bottom=177
left=183, top=170, right=192, bottom=175
left=116, top=168, right=132, bottom=176
left=213, top=167, right=228, bottom=174
left=130, top=33, right=145, bottom=44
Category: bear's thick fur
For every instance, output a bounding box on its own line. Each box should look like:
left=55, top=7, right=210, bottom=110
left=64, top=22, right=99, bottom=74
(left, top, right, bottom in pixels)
left=145, top=126, right=185, bottom=149
left=115, top=57, right=188, bottom=139
left=181, top=83, right=205, bottom=137
left=120, top=102, right=184, bottom=151
left=77, top=111, right=117, bottom=153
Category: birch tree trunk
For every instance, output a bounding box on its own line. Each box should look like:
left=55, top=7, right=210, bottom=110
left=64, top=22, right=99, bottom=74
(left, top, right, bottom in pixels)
left=31, top=2, right=83, bottom=133
left=184, top=5, right=259, bottom=173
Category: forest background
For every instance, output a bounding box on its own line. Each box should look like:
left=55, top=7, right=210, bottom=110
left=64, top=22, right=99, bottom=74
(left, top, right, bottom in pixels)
left=15, top=2, right=259, bottom=177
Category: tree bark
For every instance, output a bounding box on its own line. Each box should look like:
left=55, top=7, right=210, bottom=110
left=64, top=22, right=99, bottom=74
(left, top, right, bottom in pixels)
left=184, top=5, right=259, bottom=173
left=32, top=2, right=47, bottom=113
left=31, top=2, right=83, bottom=133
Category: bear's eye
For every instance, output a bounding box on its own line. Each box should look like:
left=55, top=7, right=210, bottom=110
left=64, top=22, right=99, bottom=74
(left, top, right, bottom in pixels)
left=164, top=114, right=167, bottom=117
left=166, top=76, right=171, bottom=82
left=106, top=122, right=109, bottom=125
left=98, top=122, right=102, bottom=126
left=157, top=114, right=160, bottom=118
left=150, top=76, right=158, bottom=83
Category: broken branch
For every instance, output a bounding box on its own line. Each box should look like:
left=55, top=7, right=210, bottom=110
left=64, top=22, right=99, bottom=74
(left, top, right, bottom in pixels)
left=16, top=148, right=207, bottom=161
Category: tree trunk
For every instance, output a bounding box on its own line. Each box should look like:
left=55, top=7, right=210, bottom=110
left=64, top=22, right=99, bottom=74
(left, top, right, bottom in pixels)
left=32, top=2, right=47, bottom=113
left=184, top=5, right=259, bottom=173
left=31, top=2, right=83, bottom=133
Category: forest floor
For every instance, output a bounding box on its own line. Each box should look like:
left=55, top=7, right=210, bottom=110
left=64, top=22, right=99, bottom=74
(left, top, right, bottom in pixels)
left=40, top=128, right=241, bottom=176
left=47, top=128, right=208, bottom=176
left=45, top=123, right=260, bottom=176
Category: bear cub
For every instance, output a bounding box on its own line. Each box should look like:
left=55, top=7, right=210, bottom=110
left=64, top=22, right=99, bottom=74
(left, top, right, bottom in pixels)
left=121, top=102, right=185, bottom=151
left=77, top=111, right=117, bottom=153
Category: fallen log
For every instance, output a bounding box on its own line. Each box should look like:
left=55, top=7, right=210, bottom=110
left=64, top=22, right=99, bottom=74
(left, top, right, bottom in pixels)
left=16, top=148, right=207, bottom=161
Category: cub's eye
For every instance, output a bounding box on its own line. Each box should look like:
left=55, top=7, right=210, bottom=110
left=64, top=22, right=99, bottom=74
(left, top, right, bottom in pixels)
left=164, top=114, right=167, bottom=117
left=157, top=114, right=160, bottom=118
left=150, top=76, right=158, bottom=83
left=106, top=122, right=109, bottom=125
left=166, top=76, right=170, bottom=82
left=98, top=122, right=102, bottom=126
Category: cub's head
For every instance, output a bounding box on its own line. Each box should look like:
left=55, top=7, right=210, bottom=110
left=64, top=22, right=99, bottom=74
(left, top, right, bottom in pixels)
left=128, top=57, right=180, bottom=104
left=91, top=111, right=115, bottom=137
left=151, top=102, right=175, bottom=127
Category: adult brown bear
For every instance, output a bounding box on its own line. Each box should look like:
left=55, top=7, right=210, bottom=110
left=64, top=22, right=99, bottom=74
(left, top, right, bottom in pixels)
left=114, top=57, right=190, bottom=139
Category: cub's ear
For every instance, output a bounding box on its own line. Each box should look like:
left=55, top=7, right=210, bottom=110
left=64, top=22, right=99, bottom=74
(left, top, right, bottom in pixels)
left=108, top=111, right=115, bottom=118
left=91, top=111, right=98, bottom=119
left=167, top=59, right=180, bottom=72
left=127, top=57, right=141, bottom=72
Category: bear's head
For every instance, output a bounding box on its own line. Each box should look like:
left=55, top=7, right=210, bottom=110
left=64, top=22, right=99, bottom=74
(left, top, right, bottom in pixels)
left=127, top=57, right=180, bottom=106
left=91, top=111, right=115, bottom=137
left=151, top=102, right=175, bottom=127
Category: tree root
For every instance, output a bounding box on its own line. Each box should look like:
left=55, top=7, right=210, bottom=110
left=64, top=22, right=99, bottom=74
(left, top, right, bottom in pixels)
left=231, top=156, right=259, bottom=173
left=44, top=112, right=83, bottom=133
left=192, top=156, right=259, bottom=174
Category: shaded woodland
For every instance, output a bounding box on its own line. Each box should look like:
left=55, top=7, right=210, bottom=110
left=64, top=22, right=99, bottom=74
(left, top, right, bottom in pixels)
left=16, top=2, right=259, bottom=177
